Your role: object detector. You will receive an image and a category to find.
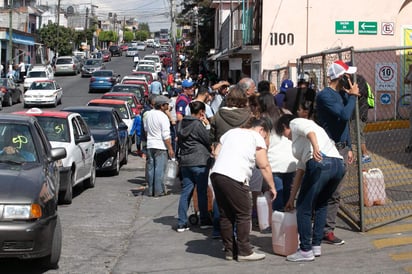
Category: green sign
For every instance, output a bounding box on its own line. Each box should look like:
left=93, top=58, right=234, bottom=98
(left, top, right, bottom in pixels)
left=335, top=21, right=354, bottom=34
left=358, top=21, right=377, bottom=35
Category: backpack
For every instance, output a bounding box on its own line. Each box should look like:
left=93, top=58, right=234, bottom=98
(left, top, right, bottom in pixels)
left=366, top=83, right=375, bottom=109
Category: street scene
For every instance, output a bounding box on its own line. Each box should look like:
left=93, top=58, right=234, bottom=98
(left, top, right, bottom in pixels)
left=0, top=0, right=411, bottom=273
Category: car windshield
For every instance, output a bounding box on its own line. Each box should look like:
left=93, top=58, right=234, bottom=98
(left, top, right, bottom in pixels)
left=76, top=111, right=114, bottom=130
left=85, top=59, right=102, bottom=66
left=128, top=48, right=138, bottom=51
left=27, top=71, right=46, bottom=77
left=56, top=58, right=72, bottom=65
left=88, top=104, right=129, bottom=119
left=30, top=82, right=54, bottom=90
left=137, top=66, right=155, bottom=72
left=0, top=124, right=38, bottom=162
left=133, top=73, right=152, bottom=82
left=103, top=96, right=136, bottom=108
left=36, top=117, right=70, bottom=142
left=93, top=71, right=113, bottom=77
left=111, top=86, right=143, bottom=99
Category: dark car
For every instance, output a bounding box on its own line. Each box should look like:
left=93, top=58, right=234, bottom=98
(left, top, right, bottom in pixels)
left=0, top=114, right=66, bottom=269
left=89, top=70, right=120, bottom=93
left=109, top=45, right=122, bottom=57
left=81, top=58, right=105, bottom=77
left=0, top=77, right=22, bottom=106
left=62, top=106, right=128, bottom=175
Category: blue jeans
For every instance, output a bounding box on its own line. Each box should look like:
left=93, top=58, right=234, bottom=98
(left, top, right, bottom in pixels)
left=178, top=166, right=210, bottom=226
left=146, top=148, right=168, bottom=196
left=272, top=172, right=295, bottom=211
left=296, top=157, right=344, bottom=251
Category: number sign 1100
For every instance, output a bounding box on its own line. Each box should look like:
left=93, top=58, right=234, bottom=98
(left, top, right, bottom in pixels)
left=270, top=33, right=294, bottom=46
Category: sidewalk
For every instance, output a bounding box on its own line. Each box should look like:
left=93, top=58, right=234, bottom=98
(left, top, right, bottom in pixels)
left=113, top=156, right=410, bottom=274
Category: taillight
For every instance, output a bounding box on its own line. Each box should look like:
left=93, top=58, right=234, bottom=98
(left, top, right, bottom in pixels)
left=72, top=64, right=76, bottom=70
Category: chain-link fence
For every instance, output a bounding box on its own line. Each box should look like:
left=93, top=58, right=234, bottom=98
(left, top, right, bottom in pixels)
left=262, top=66, right=292, bottom=92
left=295, top=46, right=412, bottom=231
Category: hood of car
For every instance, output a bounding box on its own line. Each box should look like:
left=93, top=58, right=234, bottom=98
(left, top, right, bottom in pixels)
left=25, top=89, right=57, bottom=96
left=90, top=128, right=117, bottom=142
left=0, top=163, right=45, bottom=202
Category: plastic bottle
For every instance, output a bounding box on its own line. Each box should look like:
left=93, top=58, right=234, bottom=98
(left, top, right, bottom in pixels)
left=271, top=210, right=299, bottom=256
left=164, top=158, right=178, bottom=186
left=256, top=191, right=272, bottom=231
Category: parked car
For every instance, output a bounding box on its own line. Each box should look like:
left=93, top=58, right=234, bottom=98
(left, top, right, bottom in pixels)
left=81, top=58, right=105, bottom=77
left=109, top=45, right=122, bottom=57
left=101, top=50, right=112, bottom=62
left=136, top=64, right=157, bottom=81
left=131, top=70, right=154, bottom=84
left=23, top=80, right=63, bottom=108
left=143, top=54, right=162, bottom=69
left=120, top=44, right=129, bottom=51
left=110, top=84, right=146, bottom=103
left=136, top=42, right=147, bottom=51
left=54, top=56, right=81, bottom=76
left=126, top=47, right=138, bottom=57
left=87, top=99, right=136, bottom=151
left=120, top=78, right=149, bottom=97
left=102, top=92, right=143, bottom=115
left=13, top=108, right=96, bottom=204
left=89, top=70, right=120, bottom=93
left=0, top=114, right=66, bottom=269
left=0, top=77, right=22, bottom=106
left=62, top=106, right=128, bottom=175
left=23, top=65, right=54, bottom=91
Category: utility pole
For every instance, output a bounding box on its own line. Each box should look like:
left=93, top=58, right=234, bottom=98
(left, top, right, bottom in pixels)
left=56, top=0, right=61, bottom=60
left=8, top=0, right=13, bottom=69
left=171, top=0, right=177, bottom=73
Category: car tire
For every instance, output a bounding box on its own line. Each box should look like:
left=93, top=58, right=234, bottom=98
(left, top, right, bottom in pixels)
left=39, top=216, right=62, bottom=269
left=60, top=170, right=74, bottom=205
left=84, top=160, right=96, bottom=188
left=53, top=97, right=58, bottom=107
left=112, top=151, right=120, bottom=176
left=121, top=144, right=128, bottom=165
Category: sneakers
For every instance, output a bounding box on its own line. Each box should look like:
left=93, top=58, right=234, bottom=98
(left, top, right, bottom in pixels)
left=312, top=246, right=321, bottom=257
left=323, top=231, right=345, bottom=245
left=286, top=249, right=315, bottom=262
left=225, top=250, right=233, bottom=261
left=237, top=251, right=266, bottom=262
left=200, top=221, right=213, bottom=229
left=176, top=224, right=189, bottom=233
left=361, top=155, right=372, bottom=164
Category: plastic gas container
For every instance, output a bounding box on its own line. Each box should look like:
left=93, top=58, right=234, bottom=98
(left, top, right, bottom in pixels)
left=164, top=158, right=178, bottom=186
left=257, top=191, right=272, bottom=231
left=363, top=168, right=386, bottom=207
left=271, top=210, right=299, bottom=256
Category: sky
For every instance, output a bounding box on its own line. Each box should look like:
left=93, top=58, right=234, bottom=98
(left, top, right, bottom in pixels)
left=44, top=0, right=181, bottom=32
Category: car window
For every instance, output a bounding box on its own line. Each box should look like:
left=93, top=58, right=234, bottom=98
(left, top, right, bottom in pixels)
left=56, top=58, right=73, bottom=65
left=0, top=124, right=38, bottom=162
left=37, top=117, right=70, bottom=142
left=28, top=71, right=47, bottom=77
left=75, top=116, right=91, bottom=136
left=93, top=71, right=113, bottom=77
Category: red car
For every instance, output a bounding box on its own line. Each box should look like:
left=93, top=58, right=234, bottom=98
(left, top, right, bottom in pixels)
left=101, top=50, right=112, bottom=62
left=120, top=79, right=149, bottom=97
left=131, top=71, right=154, bottom=84
left=102, top=92, right=143, bottom=115
left=120, top=44, right=129, bottom=51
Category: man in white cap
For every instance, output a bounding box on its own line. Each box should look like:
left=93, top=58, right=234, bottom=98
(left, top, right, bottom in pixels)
left=315, top=60, right=359, bottom=245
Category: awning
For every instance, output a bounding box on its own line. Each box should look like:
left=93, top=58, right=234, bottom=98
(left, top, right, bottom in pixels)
left=207, top=52, right=222, bottom=61
left=6, top=33, right=35, bottom=46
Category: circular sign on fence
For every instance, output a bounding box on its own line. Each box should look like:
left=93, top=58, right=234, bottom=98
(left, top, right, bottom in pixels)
left=378, top=66, right=395, bottom=82
left=375, top=63, right=397, bottom=91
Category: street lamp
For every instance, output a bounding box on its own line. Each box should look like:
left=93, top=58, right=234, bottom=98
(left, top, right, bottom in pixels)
left=8, top=0, right=14, bottom=69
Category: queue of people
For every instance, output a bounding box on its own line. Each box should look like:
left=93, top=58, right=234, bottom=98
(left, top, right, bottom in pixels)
left=138, top=61, right=370, bottom=263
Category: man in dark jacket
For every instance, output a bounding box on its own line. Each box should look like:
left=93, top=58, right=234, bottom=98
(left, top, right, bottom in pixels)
left=176, top=101, right=212, bottom=232
left=284, top=72, right=316, bottom=119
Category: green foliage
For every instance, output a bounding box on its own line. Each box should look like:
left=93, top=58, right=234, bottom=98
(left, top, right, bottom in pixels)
left=38, top=23, right=77, bottom=55
left=135, top=30, right=149, bottom=41
left=138, top=22, right=150, bottom=33
left=98, top=30, right=118, bottom=43
left=123, top=31, right=134, bottom=42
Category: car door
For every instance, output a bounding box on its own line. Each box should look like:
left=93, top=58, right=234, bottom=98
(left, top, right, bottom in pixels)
left=55, top=82, right=63, bottom=101
left=70, top=116, right=87, bottom=180
left=113, top=110, right=128, bottom=159
left=74, top=115, right=95, bottom=180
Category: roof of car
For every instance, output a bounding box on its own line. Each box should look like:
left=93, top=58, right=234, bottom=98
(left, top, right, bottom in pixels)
left=13, top=108, right=72, bottom=119
left=31, top=79, right=55, bottom=83
left=63, top=105, right=115, bottom=113
left=88, top=98, right=128, bottom=105
left=0, top=113, right=37, bottom=123
left=103, top=92, right=137, bottom=97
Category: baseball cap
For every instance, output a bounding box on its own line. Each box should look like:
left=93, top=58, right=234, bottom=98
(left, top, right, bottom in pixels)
left=182, top=79, right=194, bottom=88
left=154, top=95, right=171, bottom=106
left=298, top=72, right=310, bottom=84
left=280, top=79, right=294, bottom=92
left=327, top=60, right=357, bottom=80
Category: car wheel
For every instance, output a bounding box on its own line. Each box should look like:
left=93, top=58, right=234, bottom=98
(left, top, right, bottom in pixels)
left=53, top=97, right=58, bottom=107
left=121, top=144, right=128, bottom=165
left=84, top=160, right=96, bottom=188
left=4, top=94, right=12, bottom=106
left=39, top=216, right=62, bottom=269
left=23, top=102, right=28, bottom=108
left=112, top=151, right=120, bottom=176
left=60, top=170, right=74, bottom=205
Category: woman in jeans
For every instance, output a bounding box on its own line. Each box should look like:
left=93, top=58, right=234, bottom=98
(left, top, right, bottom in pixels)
left=275, top=114, right=345, bottom=262
left=176, top=101, right=212, bottom=232
left=210, top=117, right=277, bottom=262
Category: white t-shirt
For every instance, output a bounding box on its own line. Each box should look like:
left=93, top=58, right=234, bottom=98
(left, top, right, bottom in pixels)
left=211, top=128, right=267, bottom=185
left=143, top=109, right=171, bottom=150
left=184, top=100, right=214, bottom=119
left=290, top=118, right=342, bottom=170
left=267, top=131, right=297, bottom=173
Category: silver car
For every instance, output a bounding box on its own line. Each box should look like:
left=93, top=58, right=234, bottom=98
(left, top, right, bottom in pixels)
left=54, top=56, right=81, bottom=76
left=81, top=58, right=105, bottom=77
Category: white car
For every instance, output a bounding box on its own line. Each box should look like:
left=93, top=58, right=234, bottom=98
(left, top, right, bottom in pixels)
left=136, top=42, right=146, bottom=51
left=23, top=80, right=63, bottom=108
left=136, top=64, right=157, bottom=80
left=23, top=65, right=54, bottom=91
left=126, top=47, right=138, bottom=57
left=13, top=108, right=96, bottom=204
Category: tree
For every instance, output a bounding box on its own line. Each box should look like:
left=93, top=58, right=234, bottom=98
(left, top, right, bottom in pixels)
left=38, top=23, right=77, bottom=56
left=138, top=22, right=150, bottom=33
left=98, top=30, right=118, bottom=43
left=123, top=31, right=134, bottom=42
left=135, top=30, right=149, bottom=41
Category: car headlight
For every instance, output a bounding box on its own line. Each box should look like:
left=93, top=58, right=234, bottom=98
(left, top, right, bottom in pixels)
left=95, top=140, right=116, bottom=150
left=3, top=204, right=42, bottom=219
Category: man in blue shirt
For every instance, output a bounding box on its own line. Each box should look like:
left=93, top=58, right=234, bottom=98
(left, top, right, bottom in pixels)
left=315, top=60, right=359, bottom=246
left=150, top=79, right=163, bottom=95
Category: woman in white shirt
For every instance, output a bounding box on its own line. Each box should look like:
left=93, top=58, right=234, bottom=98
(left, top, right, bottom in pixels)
left=275, top=114, right=345, bottom=262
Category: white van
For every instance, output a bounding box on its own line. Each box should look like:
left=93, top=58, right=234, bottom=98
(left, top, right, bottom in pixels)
left=23, top=65, right=54, bottom=91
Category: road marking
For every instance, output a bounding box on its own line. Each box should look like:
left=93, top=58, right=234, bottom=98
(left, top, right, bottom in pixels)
left=373, top=237, right=412, bottom=249
left=390, top=251, right=412, bottom=261
left=367, top=224, right=412, bottom=235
